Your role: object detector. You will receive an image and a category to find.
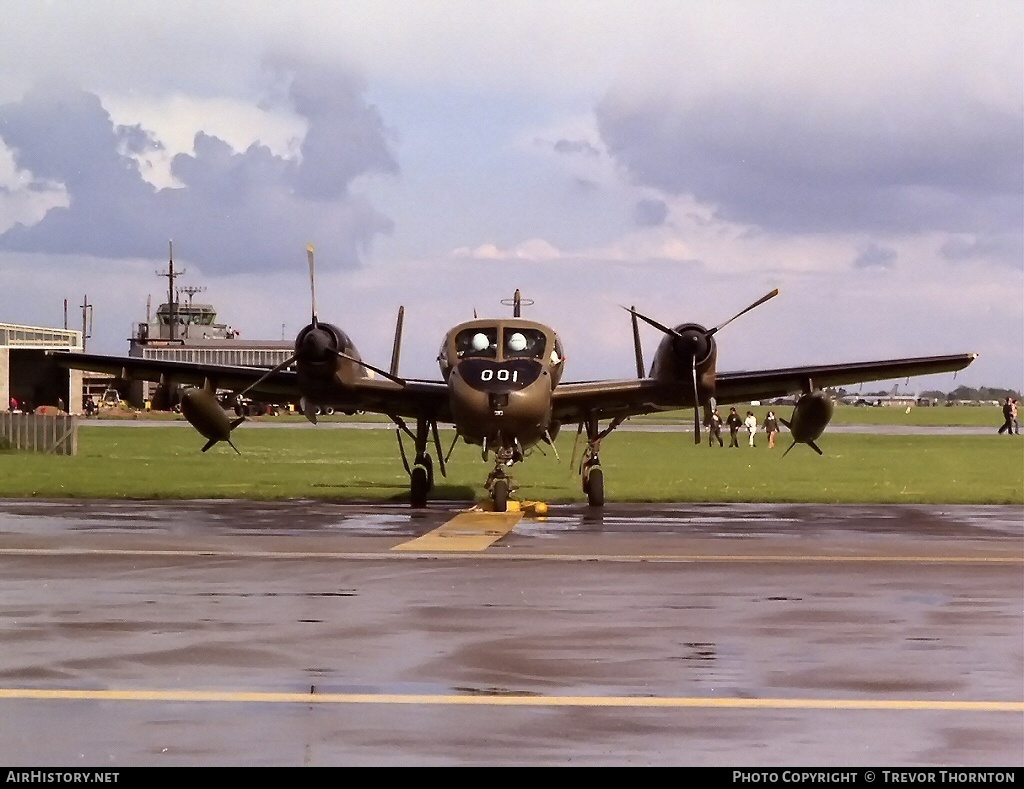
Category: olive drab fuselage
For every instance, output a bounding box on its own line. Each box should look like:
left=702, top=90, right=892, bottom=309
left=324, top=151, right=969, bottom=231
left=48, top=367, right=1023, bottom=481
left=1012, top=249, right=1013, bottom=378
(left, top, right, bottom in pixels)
left=438, top=318, right=564, bottom=451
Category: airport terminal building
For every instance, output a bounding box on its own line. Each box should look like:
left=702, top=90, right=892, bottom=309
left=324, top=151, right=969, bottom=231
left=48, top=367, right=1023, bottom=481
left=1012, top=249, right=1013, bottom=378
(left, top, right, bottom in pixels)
left=127, top=301, right=293, bottom=408
left=0, top=322, right=83, bottom=413
left=1, top=299, right=292, bottom=414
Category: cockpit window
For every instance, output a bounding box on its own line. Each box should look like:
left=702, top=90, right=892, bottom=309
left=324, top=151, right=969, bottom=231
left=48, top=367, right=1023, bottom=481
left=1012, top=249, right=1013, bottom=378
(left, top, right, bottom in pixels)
left=551, top=336, right=564, bottom=365
left=503, top=327, right=546, bottom=359
left=455, top=327, right=498, bottom=358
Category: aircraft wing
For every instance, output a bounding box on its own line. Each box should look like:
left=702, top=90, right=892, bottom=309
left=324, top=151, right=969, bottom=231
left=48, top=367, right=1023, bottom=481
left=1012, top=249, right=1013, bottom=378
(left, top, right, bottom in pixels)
left=711, top=354, right=978, bottom=405
left=551, top=352, right=977, bottom=423
left=48, top=351, right=451, bottom=420
left=50, top=351, right=299, bottom=398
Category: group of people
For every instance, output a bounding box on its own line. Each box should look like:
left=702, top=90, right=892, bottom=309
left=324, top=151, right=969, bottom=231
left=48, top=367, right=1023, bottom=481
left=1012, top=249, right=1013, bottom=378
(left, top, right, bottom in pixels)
left=706, top=406, right=780, bottom=448
left=998, top=397, right=1020, bottom=435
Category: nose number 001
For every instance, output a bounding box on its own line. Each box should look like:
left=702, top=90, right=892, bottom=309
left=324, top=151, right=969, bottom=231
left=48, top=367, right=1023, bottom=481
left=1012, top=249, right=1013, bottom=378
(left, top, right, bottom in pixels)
left=480, top=368, right=519, bottom=382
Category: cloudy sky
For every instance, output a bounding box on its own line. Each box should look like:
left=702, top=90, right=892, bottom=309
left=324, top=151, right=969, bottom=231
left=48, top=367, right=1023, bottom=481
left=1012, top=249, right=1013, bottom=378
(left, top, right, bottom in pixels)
left=0, top=1, right=1020, bottom=390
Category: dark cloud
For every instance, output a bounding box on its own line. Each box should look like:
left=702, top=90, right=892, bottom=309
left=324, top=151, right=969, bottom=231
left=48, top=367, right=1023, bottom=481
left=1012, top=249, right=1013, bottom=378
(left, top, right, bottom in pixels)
left=117, top=123, right=164, bottom=158
left=853, top=242, right=897, bottom=269
left=288, top=67, right=398, bottom=200
left=939, top=234, right=1024, bottom=268
left=595, top=90, right=1024, bottom=238
left=633, top=197, right=668, bottom=227
left=0, top=67, right=397, bottom=272
left=552, top=138, right=601, bottom=157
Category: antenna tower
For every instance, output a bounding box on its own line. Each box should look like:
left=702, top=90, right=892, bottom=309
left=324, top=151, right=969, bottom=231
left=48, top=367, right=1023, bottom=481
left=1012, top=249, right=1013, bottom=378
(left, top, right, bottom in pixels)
left=155, top=240, right=184, bottom=341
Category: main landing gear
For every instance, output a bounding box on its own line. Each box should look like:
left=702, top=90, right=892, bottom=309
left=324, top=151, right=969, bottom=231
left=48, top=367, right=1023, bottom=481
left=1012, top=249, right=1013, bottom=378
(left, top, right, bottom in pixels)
left=574, top=414, right=625, bottom=507
left=393, top=415, right=446, bottom=508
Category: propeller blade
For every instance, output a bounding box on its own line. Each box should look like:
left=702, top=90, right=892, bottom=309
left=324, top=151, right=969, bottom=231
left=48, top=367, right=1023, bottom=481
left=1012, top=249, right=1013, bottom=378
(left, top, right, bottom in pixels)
left=236, top=354, right=296, bottom=400
left=631, top=305, right=645, bottom=379
left=334, top=350, right=407, bottom=386
left=708, top=288, right=779, bottom=336
left=690, top=358, right=701, bottom=445
left=390, top=306, right=405, bottom=378
left=307, top=244, right=318, bottom=327
left=300, top=396, right=318, bottom=425
left=622, top=306, right=682, bottom=339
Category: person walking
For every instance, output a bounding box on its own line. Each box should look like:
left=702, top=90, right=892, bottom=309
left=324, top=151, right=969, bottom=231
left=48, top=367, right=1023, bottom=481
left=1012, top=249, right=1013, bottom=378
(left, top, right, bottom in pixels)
left=707, top=408, right=724, bottom=447
left=764, top=410, right=779, bottom=448
left=744, top=410, right=758, bottom=447
left=1012, top=398, right=1020, bottom=435
left=998, top=397, right=1014, bottom=435
left=726, top=407, right=742, bottom=448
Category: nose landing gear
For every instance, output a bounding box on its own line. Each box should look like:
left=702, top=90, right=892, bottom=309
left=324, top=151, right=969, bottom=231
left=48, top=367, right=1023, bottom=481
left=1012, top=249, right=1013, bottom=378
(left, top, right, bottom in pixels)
left=485, top=445, right=519, bottom=512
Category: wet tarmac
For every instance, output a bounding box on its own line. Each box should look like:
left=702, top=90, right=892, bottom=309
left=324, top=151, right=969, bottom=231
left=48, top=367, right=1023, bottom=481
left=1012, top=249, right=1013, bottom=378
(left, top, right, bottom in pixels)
left=0, top=499, right=1021, bottom=766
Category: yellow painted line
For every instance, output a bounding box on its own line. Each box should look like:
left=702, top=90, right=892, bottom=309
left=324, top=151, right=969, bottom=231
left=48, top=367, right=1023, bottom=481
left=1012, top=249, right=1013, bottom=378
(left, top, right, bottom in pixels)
left=391, top=510, right=523, bottom=552
left=0, top=547, right=1020, bottom=564
left=0, top=688, right=1020, bottom=712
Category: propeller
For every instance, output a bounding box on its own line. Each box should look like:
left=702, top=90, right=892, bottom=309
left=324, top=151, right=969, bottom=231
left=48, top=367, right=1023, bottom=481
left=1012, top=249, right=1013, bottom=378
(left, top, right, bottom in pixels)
left=624, top=288, right=779, bottom=446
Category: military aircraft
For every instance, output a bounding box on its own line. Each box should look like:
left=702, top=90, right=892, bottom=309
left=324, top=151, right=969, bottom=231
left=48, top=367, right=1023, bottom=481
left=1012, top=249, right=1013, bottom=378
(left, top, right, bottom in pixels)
left=51, top=246, right=977, bottom=511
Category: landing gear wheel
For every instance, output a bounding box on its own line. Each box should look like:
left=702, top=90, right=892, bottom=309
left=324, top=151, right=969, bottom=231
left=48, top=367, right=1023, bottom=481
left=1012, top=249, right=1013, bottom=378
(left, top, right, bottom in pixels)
left=410, top=466, right=429, bottom=508
left=492, top=478, right=509, bottom=513
left=585, top=467, right=604, bottom=507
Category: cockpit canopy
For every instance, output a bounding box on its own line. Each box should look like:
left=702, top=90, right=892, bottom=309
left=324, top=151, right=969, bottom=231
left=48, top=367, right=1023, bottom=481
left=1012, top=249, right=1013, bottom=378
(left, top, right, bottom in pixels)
left=439, top=321, right=565, bottom=385
left=455, top=326, right=548, bottom=360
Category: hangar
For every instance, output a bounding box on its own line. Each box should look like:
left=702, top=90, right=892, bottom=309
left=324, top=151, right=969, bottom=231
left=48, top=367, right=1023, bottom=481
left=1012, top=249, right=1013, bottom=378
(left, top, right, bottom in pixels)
left=0, top=322, right=83, bottom=414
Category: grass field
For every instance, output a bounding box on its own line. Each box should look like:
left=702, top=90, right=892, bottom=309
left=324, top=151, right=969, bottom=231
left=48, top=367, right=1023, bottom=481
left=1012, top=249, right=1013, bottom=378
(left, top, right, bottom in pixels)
left=632, top=403, right=1009, bottom=428
left=93, top=403, right=1011, bottom=428
left=1, top=424, right=1021, bottom=505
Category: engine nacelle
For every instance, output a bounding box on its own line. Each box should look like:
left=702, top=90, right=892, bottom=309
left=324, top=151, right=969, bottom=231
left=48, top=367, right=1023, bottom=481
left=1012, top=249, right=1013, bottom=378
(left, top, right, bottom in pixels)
left=294, top=322, right=350, bottom=366
left=649, top=323, right=718, bottom=405
left=180, top=387, right=244, bottom=453
left=782, top=391, right=834, bottom=455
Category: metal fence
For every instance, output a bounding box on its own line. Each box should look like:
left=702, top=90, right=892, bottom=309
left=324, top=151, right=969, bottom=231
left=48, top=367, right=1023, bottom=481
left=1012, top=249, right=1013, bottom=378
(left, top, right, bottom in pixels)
left=0, top=413, right=78, bottom=455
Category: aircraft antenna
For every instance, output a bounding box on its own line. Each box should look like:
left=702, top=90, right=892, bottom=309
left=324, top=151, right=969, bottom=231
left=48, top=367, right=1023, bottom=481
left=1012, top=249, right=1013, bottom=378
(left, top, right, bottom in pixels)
left=501, top=288, right=534, bottom=317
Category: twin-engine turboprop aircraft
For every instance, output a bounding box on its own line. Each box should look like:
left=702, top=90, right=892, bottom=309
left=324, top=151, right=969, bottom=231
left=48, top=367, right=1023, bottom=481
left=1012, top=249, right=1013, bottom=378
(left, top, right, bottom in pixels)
left=52, top=246, right=977, bottom=511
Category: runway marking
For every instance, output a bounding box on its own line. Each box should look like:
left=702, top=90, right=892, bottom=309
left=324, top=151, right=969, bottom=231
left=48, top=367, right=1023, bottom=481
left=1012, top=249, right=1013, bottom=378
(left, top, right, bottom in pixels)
left=391, top=510, right=523, bottom=551
left=0, top=547, right=1020, bottom=564
left=0, top=688, right=1020, bottom=712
